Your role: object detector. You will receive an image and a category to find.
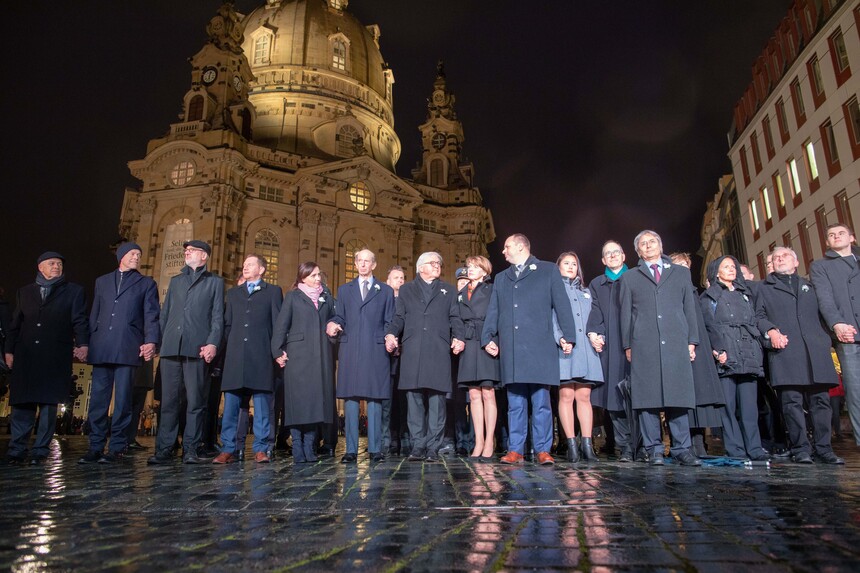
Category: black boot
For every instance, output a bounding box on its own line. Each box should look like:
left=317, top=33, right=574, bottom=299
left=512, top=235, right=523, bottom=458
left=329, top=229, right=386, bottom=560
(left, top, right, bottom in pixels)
left=566, top=437, right=580, bottom=462
left=581, top=437, right=599, bottom=462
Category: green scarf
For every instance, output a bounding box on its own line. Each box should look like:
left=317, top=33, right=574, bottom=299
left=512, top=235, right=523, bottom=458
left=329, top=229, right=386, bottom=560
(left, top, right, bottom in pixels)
left=605, top=264, right=628, bottom=281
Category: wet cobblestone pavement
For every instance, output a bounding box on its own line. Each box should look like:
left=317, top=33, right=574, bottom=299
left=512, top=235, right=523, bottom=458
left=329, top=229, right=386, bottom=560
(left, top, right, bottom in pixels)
left=1, top=436, right=858, bottom=572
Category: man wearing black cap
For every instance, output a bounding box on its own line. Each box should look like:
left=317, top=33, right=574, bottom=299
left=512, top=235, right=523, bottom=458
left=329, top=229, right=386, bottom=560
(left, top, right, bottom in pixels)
left=79, top=243, right=160, bottom=464
left=4, top=252, right=89, bottom=465
left=149, top=240, right=224, bottom=465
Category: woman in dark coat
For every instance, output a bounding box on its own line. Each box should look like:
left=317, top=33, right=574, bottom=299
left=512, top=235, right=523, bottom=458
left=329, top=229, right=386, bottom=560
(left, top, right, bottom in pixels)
left=271, top=262, right=335, bottom=463
left=554, top=252, right=603, bottom=462
left=700, top=255, right=768, bottom=461
left=456, top=256, right=500, bottom=461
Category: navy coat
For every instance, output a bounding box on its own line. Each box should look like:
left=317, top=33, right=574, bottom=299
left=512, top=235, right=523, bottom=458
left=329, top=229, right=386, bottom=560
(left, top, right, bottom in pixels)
left=809, top=246, right=860, bottom=334
left=330, top=277, right=396, bottom=400
left=586, top=274, right=630, bottom=411
left=88, top=270, right=160, bottom=366
left=387, top=278, right=463, bottom=393
left=159, top=265, right=224, bottom=358
left=482, top=256, right=576, bottom=387
left=222, top=281, right=282, bottom=393
left=553, top=279, right=603, bottom=384
left=755, top=273, right=838, bottom=388
left=456, top=280, right=500, bottom=385
left=619, top=257, right=699, bottom=410
left=271, top=289, right=335, bottom=425
left=5, top=279, right=89, bottom=405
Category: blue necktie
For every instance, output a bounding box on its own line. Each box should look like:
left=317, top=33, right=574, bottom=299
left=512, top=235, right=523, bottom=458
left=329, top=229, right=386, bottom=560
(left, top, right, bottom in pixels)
left=248, top=282, right=255, bottom=294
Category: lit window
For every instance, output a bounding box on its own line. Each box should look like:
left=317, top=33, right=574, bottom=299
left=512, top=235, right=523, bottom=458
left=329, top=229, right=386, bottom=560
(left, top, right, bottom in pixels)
left=170, top=161, right=195, bottom=186
left=332, top=39, right=346, bottom=71
left=804, top=140, right=819, bottom=181
left=788, top=158, right=802, bottom=198
left=761, top=187, right=772, bottom=220
left=749, top=199, right=760, bottom=232
left=418, top=217, right=437, bottom=233
left=349, top=182, right=371, bottom=211
left=336, top=125, right=362, bottom=157
left=175, top=218, right=191, bottom=225
left=344, top=238, right=367, bottom=282
left=254, top=229, right=280, bottom=279
left=330, top=0, right=345, bottom=9
left=774, top=173, right=785, bottom=208
left=430, top=158, right=444, bottom=186
left=254, top=35, right=271, bottom=65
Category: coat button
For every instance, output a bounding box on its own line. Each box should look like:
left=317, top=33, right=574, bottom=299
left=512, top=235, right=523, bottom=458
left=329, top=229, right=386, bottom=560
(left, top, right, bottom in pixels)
left=514, top=304, right=518, bottom=308
left=244, top=338, right=248, bottom=342
left=661, top=341, right=665, bottom=344
left=244, top=324, right=249, bottom=327
left=657, top=315, right=661, bottom=319
left=36, top=323, right=41, bottom=327
left=35, top=340, right=40, bottom=344
left=515, top=326, right=519, bottom=329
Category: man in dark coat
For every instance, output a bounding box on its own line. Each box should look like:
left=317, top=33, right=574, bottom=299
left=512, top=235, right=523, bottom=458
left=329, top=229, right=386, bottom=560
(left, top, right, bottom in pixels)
left=328, top=249, right=396, bottom=463
left=586, top=240, right=635, bottom=461
left=212, top=255, right=282, bottom=464
left=80, top=242, right=160, bottom=464
left=4, top=252, right=89, bottom=464
left=148, top=240, right=224, bottom=465
left=482, top=234, right=576, bottom=465
left=619, top=230, right=701, bottom=466
left=810, top=223, right=860, bottom=446
left=386, top=252, right=464, bottom=462
left=756, top=246, right=843, bottom=464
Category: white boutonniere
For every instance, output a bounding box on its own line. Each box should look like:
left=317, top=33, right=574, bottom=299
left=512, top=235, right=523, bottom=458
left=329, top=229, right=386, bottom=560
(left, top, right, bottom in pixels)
left=801, top=285, right=810, bottom=293
left=529, top=264, right=537, bottom=271
left=458, top=294, right=463, bottom=303
left=253, top=285, right=261, bottom=293
left=742, top=294, right=749, bottom=302
left=583, top=292, right=591, bottom=299
left=441, top=288, right=448, bottom=295
left=374, top=284, right=380, bottom=291
left=318, top=296, right=326, bottom=303
left=664, top=263, right=671, bottom=268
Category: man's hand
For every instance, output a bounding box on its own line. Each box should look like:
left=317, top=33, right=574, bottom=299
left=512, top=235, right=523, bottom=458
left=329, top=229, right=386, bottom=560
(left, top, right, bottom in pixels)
left=559, top=337, right=573, bottom=355
left=4, top=353, right=12, bottom=369
left=625, top=348, right=631, bottom=362
left=485, top=341, right=499, bottom=357
left=276, top=351, right=288, bottom=367
left=712, top=350, right=728, bottom=364
left=768, top=328, right=789, bottom=349
left=834, top=323, right=858, bottom=344
left=326, top=322, right=343, bottom=337
left=73, top=346, right=88, bottom=362
left=588, top=333, right=605, bottom=353
left=140, top=343, right=156, bottom=361
left=451, top=338, right=465, bottom=355
left=688, top=344, right=696, bottom=362
left=385, top=334, right=398, bottom=353
left=199, top=344, right=217, bottom=363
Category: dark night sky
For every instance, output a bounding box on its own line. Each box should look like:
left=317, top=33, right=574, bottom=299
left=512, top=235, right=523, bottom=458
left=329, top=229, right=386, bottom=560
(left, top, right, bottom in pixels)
left=2, top=1, right=792, bottom=299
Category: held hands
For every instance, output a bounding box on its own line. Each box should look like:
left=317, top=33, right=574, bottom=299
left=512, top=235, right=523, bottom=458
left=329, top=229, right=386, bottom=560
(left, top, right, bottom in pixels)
left=451, top=338, right=465, bottom=355
left=139, top=343, right=156, bottom=362
left=712, top=350, right=728, bottom=364
left=4, top=353, right=12, bottom=369
left=276, top=350, right=288, bottom=367
left=326, top=322, right=343, bottom=337
left=834, top=323, right=858, bottom=344
left=199, top=344, right=217, bottom=363
left=625, top=348, right=631, bottom=362
left=484, top=341, right=499, bottom=357
left=688, top=344, right=696, bottom=362
left=559, top=337, right=573, bottom=355
left=385, top=334, right=399, bottom=353
left=768, top=328, right=789, bottom=349
left=73, top=346, right=88, bottom=362
left=588, top=332, right=605, bottom=353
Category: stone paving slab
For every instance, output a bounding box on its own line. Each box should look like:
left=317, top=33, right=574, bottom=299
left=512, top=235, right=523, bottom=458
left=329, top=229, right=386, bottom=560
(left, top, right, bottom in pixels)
left=1, top=436, right=859, bottom=572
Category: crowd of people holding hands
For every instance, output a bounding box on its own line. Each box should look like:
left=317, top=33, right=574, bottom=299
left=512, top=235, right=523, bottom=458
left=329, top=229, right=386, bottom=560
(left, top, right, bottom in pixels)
left=3, top=223, right=857, bottom=469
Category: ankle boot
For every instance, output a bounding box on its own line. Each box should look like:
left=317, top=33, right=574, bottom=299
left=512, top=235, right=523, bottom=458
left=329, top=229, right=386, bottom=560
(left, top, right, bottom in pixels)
left=566, top=437, right=580, bottom=462
left=581, top=437, right=599, bottom=462
left=692, top=433, right=708, bottom=458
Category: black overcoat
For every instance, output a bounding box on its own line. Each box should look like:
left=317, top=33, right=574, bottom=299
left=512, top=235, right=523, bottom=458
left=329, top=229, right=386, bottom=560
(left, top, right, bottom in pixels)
left=586, top=274, right=629, bottom=411
left=700, top=282, right=764, bottom=378
left=809, top=246, right=860, bottom=334
left=159, top=265, right=224, bottom=358
left=5, top=279, right=89, bottom=405
left=387, top=278, right=463, bottom=393
left=456, top=281, right=500, bottom=385
left=222, top=281, right=282, bottom=393
left=755, top=273, right=838, bottom=387
left=271, top=289, right=335, bottom=425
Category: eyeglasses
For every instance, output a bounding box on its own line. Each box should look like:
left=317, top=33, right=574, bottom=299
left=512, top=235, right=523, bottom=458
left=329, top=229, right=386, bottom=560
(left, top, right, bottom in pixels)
left=603, top=249, right=622, bottom=258
left=425, top=261, right=442, bottom=267
left=185, top=248, right=204, bottom=254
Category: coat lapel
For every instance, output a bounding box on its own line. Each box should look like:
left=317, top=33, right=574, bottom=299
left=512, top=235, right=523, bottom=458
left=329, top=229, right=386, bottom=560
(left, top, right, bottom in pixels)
left=767, top=274, right=796, bottom=298
left=360, top=277, right=378, bottom=307
left=637, top=260, right=659, bottom=286
left=117, top=271, right=143, bottom=298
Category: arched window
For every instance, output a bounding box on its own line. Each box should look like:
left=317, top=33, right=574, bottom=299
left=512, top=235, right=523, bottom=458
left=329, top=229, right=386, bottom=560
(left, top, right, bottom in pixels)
left=349, top=182, right=371, bottom=211
left=343, top=238, right=367, bottom=282
left=332, top=39, right=347, bottom=71
left=170, top=161, right=195, bottom=186
left=188, top=95, right=204, bottom=122
left=336, top=125, right=362, bottom=157
left=253, top=34, right=271, bottom=65
left=430, top=158, right=444, bottom=186
left=254, top=229, right=280, bottom=280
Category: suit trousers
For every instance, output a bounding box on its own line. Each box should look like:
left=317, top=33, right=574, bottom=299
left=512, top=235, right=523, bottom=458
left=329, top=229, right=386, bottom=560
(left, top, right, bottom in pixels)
left=609, top=410, right=632, bottom=454
left=380, top=398, right=392, bottom=451
left=88, top=364, right=137, bottom=454
left=778, top=385, right=834, bottom=456
left=156, top=356, right=209, bottom=458
left=221, top=390, right=271, bottom=454
left=638, top=407, right=691, bottom=456
left=507, top=383, right=553, bottom=454
left=345, top=399, right=383, bottom=454
left=836, top=343, right=860, bottom=445
left=125, top=386, right=150, bottom=444
left=720, top=375, right=766, bottom=458
left=8, top=403, right=58, bottom=459
left=406, top=390, right=446, bottom=455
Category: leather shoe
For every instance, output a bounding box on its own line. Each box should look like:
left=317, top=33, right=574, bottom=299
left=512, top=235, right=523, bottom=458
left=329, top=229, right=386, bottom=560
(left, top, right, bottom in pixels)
left=183, top=454, right=206, bottom=464
left=213, top=452, right=236, bottom=464
left=407, top=452, right=425, bottom=462
left=29, top=456, right=47, bottom=466
left=254, top=451, right=270, bottom=464
left=147, top=453, right=174, bottom=465
left=500, top=451, right=525, bottom=465
left=618, top=449, right=633, bottom=463
left=536, top=452, right=555, bottom=465
left=650, top=453, right=665, bottom=466
left=340, top=453, right=357, bottom=464
left=6, top=455, right=26, bottom=466
left=370, top=452, right=385, bottom=462
left=127, top=441, right=147, bottom=451
left=675, top=450, right=702, bottom=466
left=749, top=453, right=771, bottom=462
left=78, top=450, right=103, bottom=464
left=816, top=452, right=845, bottom=465
left=99, top=451, right=125, bottom=464
left=424, top=452, right=440, bottom=463
left=792, top=452, right=814, bottom=464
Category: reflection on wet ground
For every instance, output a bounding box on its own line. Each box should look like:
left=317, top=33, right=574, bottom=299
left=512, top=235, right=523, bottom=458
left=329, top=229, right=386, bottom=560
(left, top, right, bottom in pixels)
left=1, top=436, right=858, bottom=571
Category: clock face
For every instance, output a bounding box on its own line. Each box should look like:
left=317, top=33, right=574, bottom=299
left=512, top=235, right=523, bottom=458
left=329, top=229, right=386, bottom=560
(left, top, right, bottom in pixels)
left=432, top=91, right=445, bottom=105
left=232, top=75, right=243, bottom=91
left=432, top=133, right=446, bottom=150
left=202, top=67, right=217, bottom=86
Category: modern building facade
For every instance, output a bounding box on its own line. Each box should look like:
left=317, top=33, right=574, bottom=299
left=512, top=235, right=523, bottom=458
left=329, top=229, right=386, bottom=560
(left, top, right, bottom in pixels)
left=117, top=0, right=494, bottom=297
left=725, top=0, right=858, bottom=279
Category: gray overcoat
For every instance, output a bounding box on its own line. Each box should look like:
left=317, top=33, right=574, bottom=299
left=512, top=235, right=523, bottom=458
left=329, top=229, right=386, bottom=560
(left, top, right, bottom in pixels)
left=809, top=245, right=860, bottom=334
left=553, top=279, right=603, bottom=384
left=159, top=266, right=224, bottom=358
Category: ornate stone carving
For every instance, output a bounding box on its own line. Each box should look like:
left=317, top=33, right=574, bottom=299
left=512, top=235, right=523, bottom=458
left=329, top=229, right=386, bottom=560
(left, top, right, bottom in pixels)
left=135, top=197, right=157, bottom=216
left=319, top=212, right=338, bottom=230
left=299, top=208, right=320, bottom=229
left=206, top=2, right=245, bottom=54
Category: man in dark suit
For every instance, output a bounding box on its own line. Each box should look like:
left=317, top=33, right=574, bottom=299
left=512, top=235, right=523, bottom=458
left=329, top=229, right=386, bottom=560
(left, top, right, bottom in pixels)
left=757, top=246, right=843, bottom=464
left=213, top=255, right=282, bottom=464
left=482, top=234, right=576, bottom=465
left=619, top=230, right=701, bottom=466
left=80, top=243, right=160, bottom=464
left=327, top=249, right=396, bottom=463
left=386, top=252, right=464, bottom=462
left=4, top=252, right=89, bottom=465
left=148, top=240, right=224, bottom=465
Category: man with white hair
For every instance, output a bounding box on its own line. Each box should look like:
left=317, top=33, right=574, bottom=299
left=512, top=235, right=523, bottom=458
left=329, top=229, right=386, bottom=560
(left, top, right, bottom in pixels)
left=755, top=246, right=843, bottom=464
